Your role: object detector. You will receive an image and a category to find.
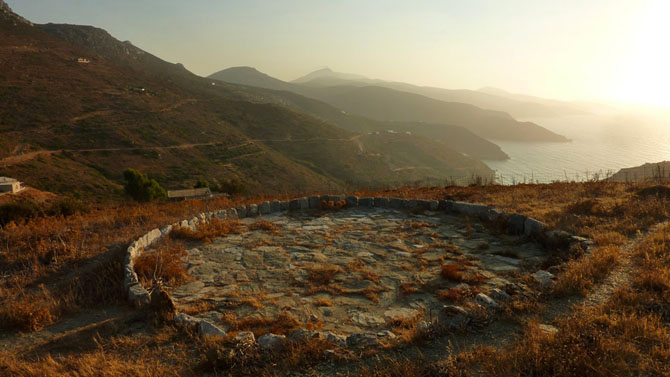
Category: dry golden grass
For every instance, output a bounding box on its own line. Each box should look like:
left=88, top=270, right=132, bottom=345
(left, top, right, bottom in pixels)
left=437, top=287, right=467, bottom=302
left=440, top=263, right=488, bottom=285
left=248, top=219, right=281, bottom=235
left=553, top=245, right=622, bottom=295
left=306, top=264, right=342, bottom=286
left=5, top=182, right=670, bottom=376
left=170, top=218, right=245, bottom=243
left=321, top=199, right=346, bottom=210
left=399, top=282, right=419, bottom=296
left=220, top=312, right=302, bottom=337
left=313, top=297, right=332, bottom=307
left=133, top=239, right=189, bottom=287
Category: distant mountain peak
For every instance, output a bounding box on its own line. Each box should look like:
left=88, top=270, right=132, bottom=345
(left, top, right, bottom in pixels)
left=292, top=67, right=368, bottom=84
left=0, top=0, right=33, bottom=25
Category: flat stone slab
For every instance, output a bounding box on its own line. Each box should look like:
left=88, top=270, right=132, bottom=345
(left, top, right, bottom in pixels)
left=166, top=208, right=547, bottom=336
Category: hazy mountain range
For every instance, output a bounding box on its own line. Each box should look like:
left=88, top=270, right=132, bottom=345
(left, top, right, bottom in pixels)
left=210, top=67, right=571, bottom=143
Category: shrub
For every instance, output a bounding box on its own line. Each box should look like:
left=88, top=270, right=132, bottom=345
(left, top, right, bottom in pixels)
left=248, top=219, right=281, bottom=235
left=133, top=240, right=189, bottom=286
left=47, top=197, right=89, bottom=217
left=194, top=178, right=209, bottom=189
left=0, top=201, right=40, bottom=226
left=170, top=219, right=245, bottom=243
left=123, top=168, right=167, bottom=202
left=216, top=177, right=245, bottom=195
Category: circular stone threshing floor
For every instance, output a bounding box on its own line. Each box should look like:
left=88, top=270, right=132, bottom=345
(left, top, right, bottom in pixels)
left=169, top=208, right=547, bottom=336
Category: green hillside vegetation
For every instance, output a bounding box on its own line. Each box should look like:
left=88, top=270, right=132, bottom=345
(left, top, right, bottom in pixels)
left=0, top=13, right=493, bottom=198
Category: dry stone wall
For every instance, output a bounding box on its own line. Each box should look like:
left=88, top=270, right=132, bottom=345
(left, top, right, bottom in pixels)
left=123, top=195, right=590, bottom=349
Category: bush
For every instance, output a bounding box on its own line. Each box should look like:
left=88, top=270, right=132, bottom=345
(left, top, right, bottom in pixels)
left=47, top=197, right=89, bottom=217
left=0, top=201, right=40, bottom=226
left=123, top=168, right=167, bottom=202
left=194, top=178, right=209, bottom=189
left=216, top=177, right=245, bottom=195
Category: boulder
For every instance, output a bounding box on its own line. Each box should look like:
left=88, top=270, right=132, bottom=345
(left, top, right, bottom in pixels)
left=128, top=284, right=150, bottom=308
left=174, top=313, right=200, bottom=328
left=452, top=202, right=489, bottom=220
left=524, top=218, right=547, bottom=238
left=236, top=205, right=248, bottom=218
left=270, top=200, right=282, bottom=213
left=199, top=320, right=226, bottom=337
left=376, top=330, right=396, bottom=340
left=308, top=196, right=321, bottom=209
left=507, top=214, right=527, bottom=235
left=489, top=288, right=511, bottom=302
left=404, top=199, right=420, bottom=210
left=288, top=329, right=322, bottom=343
left=288, top=199, right=301, bottom=211
left=324, top=331, right=347, bottom=347
left=258, top=201, right=271, bottom=215
left=488, top=208, right=503, bottom=222
left=533, top=270, right=555, bottom=288
left=345, top=196, right=359, bottom=208
left=538, top=324, right=559, bottom=336
left=438, top=305, right=469, bottom=329
left=428, top=200, right=439, bottom=211
left=475, top=293, right=500, bottom=309
left=389, top=198, right=404, bottom=209
left=234, top=331, right=256, bottom=346
left=257, top=333, right=286, bottom=351
left=346, top=333, right=380, bottom=348
left=247, top=204, right=259, bottom=217
left=374, top=197, right=390, bottom=208
left=416, top=321, right=431, bottom=335
left=227, top=208, right=239, bottom=219
left=280, top=201, right=290, bottom=211
left=438, top=200, right=450, bottom=211
left=160, top=224, right=173, bottom=236
left=358, top=197, right=374, bottom=207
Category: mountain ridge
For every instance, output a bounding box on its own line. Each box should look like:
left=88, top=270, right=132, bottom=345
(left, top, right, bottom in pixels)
left=210, top=66, right=569, bottom=143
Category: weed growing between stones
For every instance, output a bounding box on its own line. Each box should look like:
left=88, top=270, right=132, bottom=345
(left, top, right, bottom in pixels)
left=171, top=219, right=245, bottom=243
left=248, top=219, right=281, bottom=235
left=134, top=239, right=190, bottom=287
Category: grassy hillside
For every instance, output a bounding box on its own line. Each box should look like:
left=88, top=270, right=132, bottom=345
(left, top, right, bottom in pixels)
left=0, top=11, right=492, bottom=198
left=209, top=78, right=510, bottom=161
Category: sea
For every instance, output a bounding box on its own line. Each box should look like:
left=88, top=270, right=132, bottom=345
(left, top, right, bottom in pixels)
left=483, top=109, right=670, bottom=184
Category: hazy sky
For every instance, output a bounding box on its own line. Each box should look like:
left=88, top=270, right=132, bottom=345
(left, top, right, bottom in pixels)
left=9, top=0, right=670, bottom=107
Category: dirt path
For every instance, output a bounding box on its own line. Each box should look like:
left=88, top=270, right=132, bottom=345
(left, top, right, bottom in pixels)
left=0, top=136, right=364, bottom=167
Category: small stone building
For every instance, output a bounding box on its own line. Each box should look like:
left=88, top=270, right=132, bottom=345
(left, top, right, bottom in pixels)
left=167, top=187, right=212, bottom=201
left=0, top=177, right=23, bottom=194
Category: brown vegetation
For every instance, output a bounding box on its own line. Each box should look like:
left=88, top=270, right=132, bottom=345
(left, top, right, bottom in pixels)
left=4, top=181, right=670, bottom=375
left=170, top=218, right=245, bottom=243
left=133, top=239, right=190, bottom=286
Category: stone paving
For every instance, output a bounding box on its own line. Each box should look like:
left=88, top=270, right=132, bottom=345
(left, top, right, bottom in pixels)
left=168, top=208, right=548, bottom=336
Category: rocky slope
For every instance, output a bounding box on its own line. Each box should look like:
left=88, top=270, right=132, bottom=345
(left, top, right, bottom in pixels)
left=0, top=9, right=493, bottom=198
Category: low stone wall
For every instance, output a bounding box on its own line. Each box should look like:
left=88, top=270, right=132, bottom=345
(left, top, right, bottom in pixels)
left=123, top=195, right=589, bottom=349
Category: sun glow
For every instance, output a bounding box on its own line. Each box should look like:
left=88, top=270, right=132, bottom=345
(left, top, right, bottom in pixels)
left=609, top=0, right=670, bottom=108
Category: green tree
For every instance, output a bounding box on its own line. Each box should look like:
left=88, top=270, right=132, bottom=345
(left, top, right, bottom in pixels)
left=123, top=168, right=167, bottom=202
left=194, top=178, right=209, bottom=189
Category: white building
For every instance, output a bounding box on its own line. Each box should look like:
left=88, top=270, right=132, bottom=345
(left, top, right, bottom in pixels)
left=0, top=177, right=23, bottom=194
